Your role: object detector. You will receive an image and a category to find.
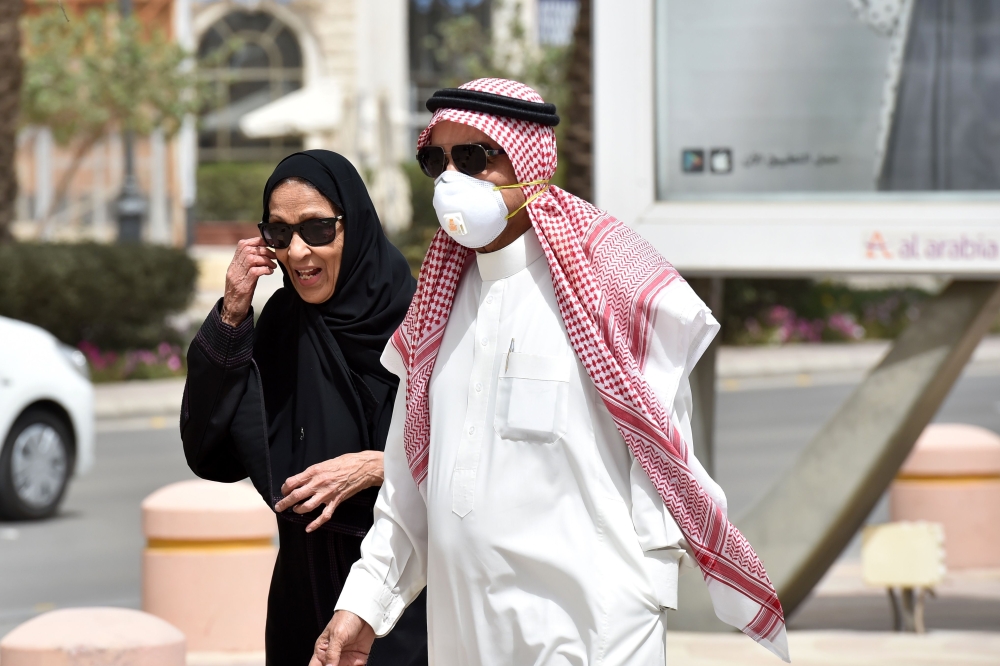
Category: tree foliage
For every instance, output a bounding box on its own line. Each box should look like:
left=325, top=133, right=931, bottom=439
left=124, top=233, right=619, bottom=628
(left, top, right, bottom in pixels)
left=0, top=0, right=24, bottom=245
left=424, top=0, right=570, bottom=117
left=392, top=1, right=575, bottom=270
left=561, top=0, right=592, bottom=200
left=19, top=3, right=199, bottom=221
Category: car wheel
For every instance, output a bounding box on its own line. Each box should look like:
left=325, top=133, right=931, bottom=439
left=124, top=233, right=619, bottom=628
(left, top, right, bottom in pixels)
left=0, top=408, right=73, bottom=520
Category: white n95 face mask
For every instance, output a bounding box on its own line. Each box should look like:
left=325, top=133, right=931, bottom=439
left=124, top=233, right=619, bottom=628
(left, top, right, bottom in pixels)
left=432, top=170, right=550, bottom=249
left=432, top=171, right=509, bottom=249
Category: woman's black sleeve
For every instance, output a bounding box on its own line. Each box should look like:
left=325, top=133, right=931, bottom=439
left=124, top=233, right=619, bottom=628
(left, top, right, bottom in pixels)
left=180, top=299, right=255, bottom=482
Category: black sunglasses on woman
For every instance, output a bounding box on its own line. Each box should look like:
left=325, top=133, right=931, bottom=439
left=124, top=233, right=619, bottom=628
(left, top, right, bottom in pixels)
left=258, top=216, right=342, bottom=249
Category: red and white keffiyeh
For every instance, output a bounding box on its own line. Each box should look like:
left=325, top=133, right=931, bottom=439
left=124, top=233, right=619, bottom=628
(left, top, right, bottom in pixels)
left=392, top=78, right=788, bottom=661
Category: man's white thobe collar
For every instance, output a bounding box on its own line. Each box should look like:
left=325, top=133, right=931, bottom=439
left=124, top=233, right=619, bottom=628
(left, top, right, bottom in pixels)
left=475, top=229, right=545, bottom=282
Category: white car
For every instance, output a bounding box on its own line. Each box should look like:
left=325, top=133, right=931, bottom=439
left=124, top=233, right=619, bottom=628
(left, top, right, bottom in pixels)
left=0, top=316, right=94, bottom=520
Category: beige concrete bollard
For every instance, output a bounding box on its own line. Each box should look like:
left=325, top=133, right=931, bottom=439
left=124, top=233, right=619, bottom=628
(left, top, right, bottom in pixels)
left=0, top=607, right=185, bottom=665
left=142, top=480, right=277, bottom=653
left=891, top=423, right=1000, bottom=569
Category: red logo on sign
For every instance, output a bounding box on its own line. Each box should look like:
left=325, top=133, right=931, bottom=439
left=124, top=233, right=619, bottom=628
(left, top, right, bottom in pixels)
left=866, top=232, right=893, bottom=259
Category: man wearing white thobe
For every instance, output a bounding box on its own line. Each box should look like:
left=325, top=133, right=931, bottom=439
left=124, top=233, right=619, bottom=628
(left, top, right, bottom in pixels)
left=340, top=227, right=718, bottom=665
left=306, top=79, right=776, bottom=666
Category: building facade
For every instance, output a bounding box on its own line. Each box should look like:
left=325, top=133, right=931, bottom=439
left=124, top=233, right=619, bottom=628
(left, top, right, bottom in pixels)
left=15, top=0, right=409, bottom=244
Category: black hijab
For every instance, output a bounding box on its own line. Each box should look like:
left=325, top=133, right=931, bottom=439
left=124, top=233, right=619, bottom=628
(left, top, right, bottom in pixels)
left=252, top=150, right=415, bottom=528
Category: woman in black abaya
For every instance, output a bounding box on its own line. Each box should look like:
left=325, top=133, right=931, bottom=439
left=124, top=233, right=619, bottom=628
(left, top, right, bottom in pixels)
left=181, top=150, right=426, bottom=666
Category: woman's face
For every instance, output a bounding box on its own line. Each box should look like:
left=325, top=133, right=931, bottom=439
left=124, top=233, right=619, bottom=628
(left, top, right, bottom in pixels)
left=268, top=179, right=345, bottom=304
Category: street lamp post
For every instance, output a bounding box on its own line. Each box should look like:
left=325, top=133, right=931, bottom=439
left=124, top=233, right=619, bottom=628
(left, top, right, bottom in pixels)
left=115, top=0, right=147, bottom=243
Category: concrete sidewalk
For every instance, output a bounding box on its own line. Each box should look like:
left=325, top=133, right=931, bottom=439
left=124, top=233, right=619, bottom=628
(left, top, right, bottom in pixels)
left=717, top=334, right=1000, bottom=379
left=94, top=378, right=186, bottom=420
left=186, top=629, right=1000, bottom=666
left=92, top=335, right=1000, bottom=420
left=668, top=630, right=1000, bottom=665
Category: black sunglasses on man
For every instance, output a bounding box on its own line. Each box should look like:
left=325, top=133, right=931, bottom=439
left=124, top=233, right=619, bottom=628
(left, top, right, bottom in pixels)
left=417, top=144, right=507, bottom=179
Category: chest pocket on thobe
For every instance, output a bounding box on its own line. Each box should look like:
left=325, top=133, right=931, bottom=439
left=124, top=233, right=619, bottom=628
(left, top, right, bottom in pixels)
left=494, top=352, right=571, bottom=443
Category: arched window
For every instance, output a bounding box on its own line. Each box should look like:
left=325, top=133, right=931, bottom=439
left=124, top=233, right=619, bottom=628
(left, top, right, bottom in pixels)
left=198, top=11, right=304, bottom=162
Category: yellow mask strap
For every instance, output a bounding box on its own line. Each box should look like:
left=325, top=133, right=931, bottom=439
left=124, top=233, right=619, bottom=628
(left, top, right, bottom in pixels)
left=494, top=179, right=551, bottom=220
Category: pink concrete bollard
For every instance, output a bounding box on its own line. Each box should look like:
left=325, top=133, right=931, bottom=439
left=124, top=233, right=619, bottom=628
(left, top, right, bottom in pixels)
left=141, top=480, right=277, bottom=653
left=0, top=607, right=185, bottom=666
left=891, top=423, right=1000, bottom=569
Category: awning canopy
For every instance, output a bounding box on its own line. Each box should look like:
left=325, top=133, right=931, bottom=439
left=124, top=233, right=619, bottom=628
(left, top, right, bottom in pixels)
left=239, top=78, right=343, bottom=138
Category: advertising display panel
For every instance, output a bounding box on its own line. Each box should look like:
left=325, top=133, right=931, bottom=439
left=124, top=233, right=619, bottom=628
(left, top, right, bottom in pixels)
left=658, top=0, right=1000, bottom=197
left=595, top=0, right=1000, bottom=276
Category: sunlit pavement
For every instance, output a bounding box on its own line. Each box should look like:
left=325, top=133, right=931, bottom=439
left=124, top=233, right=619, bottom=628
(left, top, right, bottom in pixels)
left=0, top=426, right=195, bottom=637
left=667, top=630, right=1000, bottom=665
left=2, top=369, right=999, bottom=642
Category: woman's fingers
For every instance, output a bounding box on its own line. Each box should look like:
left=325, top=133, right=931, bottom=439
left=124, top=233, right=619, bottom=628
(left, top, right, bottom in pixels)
left=243, top=252, right=274, bottom=264
left=222, top=240, right=277, bottom=326
left=243, top=257, right=275, bottom=272
left=295, top=485, right=338, bottom=514
left=306, top=502, right=337, bottom=533
left=275, top=482, right=313, bottom=512
left=243, top=237, right=277, bottom=259
left=281, top=470, right=311, bottom=496
left=244, top=245, right=276, bottom=259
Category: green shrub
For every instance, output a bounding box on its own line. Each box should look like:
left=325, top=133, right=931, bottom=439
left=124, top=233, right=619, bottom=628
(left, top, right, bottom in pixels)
left=0, top=242, right=197, bottom=350
left=196, top=161, right=275, bottom=221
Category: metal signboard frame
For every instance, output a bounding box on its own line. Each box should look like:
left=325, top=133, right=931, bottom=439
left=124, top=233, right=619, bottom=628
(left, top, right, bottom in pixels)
left=593, top=0, right=1000, bottom=278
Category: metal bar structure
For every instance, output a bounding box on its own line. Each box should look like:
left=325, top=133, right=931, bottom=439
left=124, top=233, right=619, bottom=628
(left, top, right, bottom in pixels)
left=672, top=279, right=1000, bottom=630
left=115, top=0, right=147, bottom=243
left=687, top=277, right=724, bottom=477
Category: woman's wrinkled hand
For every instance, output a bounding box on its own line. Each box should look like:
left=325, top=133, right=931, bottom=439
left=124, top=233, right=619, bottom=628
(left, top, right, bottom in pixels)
left=222, top=237, right=277, bottom=327
left=275, top=451, right=385, bottom=533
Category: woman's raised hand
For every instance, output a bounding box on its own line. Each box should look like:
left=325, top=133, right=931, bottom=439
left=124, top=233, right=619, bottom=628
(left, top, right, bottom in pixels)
left=275, top=451, right=385, bottom=533
left=221, top=237, right=277, bottom=327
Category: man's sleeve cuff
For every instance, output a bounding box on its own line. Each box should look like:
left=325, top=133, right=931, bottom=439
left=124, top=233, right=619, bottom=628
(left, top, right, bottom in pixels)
left=335, top=568, right=407, bottom=637
left=642, top=548, right=683, bottom=610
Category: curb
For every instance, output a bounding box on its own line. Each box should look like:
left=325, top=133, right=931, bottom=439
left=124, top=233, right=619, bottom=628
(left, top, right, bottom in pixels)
left=93, top=336, right=1000, bottom=420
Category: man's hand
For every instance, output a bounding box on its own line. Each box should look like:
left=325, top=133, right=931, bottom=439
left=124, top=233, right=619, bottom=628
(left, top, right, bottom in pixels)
left=221, top=237, right=277, bottom=327
left=310, top=611, right=375, bottom=666
left=274, top=451, right=384, bottom=532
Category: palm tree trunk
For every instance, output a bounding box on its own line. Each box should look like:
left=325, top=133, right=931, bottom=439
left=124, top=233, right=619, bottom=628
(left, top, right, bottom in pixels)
left=0, top=0, right=23, bottom=244
left=561, top=0, right=592, bottom=201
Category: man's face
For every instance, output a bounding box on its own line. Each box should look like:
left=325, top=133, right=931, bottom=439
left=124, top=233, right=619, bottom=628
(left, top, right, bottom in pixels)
left=428, top=121, right=529, bottom=253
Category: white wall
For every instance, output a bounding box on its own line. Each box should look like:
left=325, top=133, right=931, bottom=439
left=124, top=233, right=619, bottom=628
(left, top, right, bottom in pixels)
left=592, top=0, right=655, bottom=227
left=355, top=0, right=410, bottom=161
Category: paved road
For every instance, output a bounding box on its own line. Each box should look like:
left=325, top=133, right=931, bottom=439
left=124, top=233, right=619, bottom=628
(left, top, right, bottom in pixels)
left=0, top=426, right=196, bottom=636
left=715, top=371, right=1000, bottom=518
left=2, top=372, right=999, bottom=638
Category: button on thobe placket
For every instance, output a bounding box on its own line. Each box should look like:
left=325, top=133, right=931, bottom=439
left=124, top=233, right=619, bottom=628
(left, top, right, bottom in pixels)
left=451, top=279, right=505, bottom=517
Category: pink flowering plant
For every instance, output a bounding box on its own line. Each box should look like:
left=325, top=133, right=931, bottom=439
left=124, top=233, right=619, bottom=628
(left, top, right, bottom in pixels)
left=724, top=279, right=931, bottom=345
left=78, top=341, right=186, bottom=383
left=740, top=307, right=870, bottom=345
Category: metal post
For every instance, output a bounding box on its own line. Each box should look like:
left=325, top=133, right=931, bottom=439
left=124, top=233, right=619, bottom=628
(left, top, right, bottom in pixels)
left=688, top=277, right=724, bottom=476
left=673, top=280, right=1000, bottom=631
left=115, top=0, right=147, bottom=243
left=888, top=588, right=903, bottom=631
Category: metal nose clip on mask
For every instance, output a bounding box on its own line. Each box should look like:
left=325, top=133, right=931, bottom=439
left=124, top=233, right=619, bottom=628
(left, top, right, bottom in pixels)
left=432, top=170, right=549, bottom=249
